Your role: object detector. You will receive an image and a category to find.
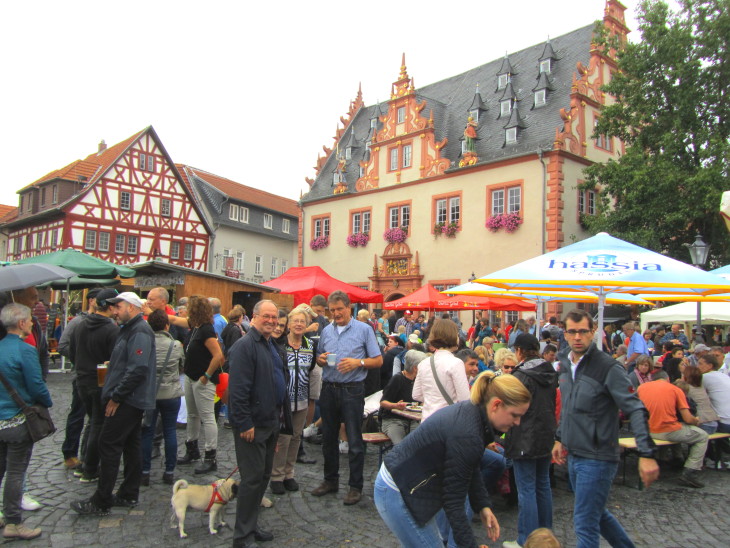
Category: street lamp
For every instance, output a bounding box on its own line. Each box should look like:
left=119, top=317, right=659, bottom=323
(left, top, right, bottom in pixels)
left=685, top=233, right=710, bottom=343
left=468, top=272, right=477, bottom=326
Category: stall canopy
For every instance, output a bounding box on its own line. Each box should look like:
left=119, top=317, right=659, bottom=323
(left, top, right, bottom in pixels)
left=437, top=294, right=536, bottom=312
left=383, top=284, right=446, bottom=311
left=263, top=266, right=382, bottom=306
left=641, top=302, right=730, bottom=331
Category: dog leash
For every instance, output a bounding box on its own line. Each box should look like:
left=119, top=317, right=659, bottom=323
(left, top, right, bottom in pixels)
left=204, top=467, right=240, bottom=513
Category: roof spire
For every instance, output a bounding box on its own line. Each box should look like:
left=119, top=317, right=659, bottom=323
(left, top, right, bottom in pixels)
left=399, top=53, right=407, bottom=80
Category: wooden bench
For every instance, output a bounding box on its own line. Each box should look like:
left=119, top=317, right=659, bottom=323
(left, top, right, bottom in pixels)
left=619, top=432, right=730, bottom=488
left=363, top=432, right=392, bottom=467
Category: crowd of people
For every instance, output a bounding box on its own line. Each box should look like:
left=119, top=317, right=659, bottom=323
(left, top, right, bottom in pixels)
left=1, top=285, right=730, bottom=547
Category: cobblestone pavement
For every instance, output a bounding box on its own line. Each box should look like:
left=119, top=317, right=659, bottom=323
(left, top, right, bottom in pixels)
left=14, top=374, right=730, bottom=547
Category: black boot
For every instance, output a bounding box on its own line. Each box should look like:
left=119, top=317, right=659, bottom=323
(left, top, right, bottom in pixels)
left=194, top=450, right=217, bottom=474
left=177, top=440, right=200, bottom=465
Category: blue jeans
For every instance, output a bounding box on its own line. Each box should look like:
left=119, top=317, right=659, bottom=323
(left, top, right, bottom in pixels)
left=374, top=469, right=442, bottom=548
left=141, top=397, right=181, bottom=473
left=0, top=424, right=33, bottom=525
left=481, top=446, right=506, bottom=491
left=513, top=456, right=553, bottom=545
left=435, top=499, right=473, bottom=548
left=568, top=455, right=635, bottom=548
left=320, top=382, right=365, bottom=489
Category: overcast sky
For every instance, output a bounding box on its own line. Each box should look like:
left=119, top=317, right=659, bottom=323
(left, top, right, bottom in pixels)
left=0, top=0, right=659, bottom=209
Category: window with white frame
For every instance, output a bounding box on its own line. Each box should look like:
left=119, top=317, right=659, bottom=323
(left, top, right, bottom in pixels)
left=491, top=189, right=505, bottom=216
left=313, top=217, right=330, bottom=239
left=508, top=186, right=521, bottom=213
left=332, top=171, right=340, bottom=185
left=469, top=109, right=479, bottom=122
left=534, top=89, right=546, bottom=107
left=127, top=235, right=138, bottom=255
left=255, top=255, right=262, bottom=275
left=139, top=154, right=146, bottom=171
left=161, top=198, right=171, bottom=217
left=84, top=230, right=97, bottom=250
left=264, top=213, right=273, bottom=230
left=40, top=188, right=46, bottom=206
left=500, top=100, right=512, bottom=117
left=229, top=203, right=238, bottom=221
left=345, top=146, right=352, bottom=160
left=351, top=210, right=371, bottom=234
left=52, top=184, right=58, bottom=204
left=435, top=196, right=460, bottom=225
left=120, top=191, right=131, bottom=210
left=51, top=229, right=58, bottom=248
left=170, top=241, right=180, bottom=259
left=235, top=251, right=244, bottom=270
left=539, top=59, right=551, bottom=74
left=461, top=140, right=468, bottom=154
left=184, top=243, right=193, bottom=261
left=389, top=148, right=398, bottom=171
left=271, top=257, right=277, bottom=277
left=99, top=232, right=110, bottom=251
left=359, top=166, right=364, bottom=178
left=402, top=144, right=412, bottom=168
left=370, top=117, right=377, bottom=129
left=282, top=218, right=290, bottom=234
left=239, top=206, right=249, bottom=223
left=397, top=106, right=406, bottom=123
left=506, top=127, right=518, bottom=144
left=579, top=189, right=597, bottom=216
left=147, top=155, right=155, bottom=173
left=498, top=73, right=510, bottom=89
left=115, top=234, right=126, bottom=253
left=505, top=311, right=519, bottom=324
left=594, top=119, right=611, bottom=150
left=281, top=259, right=288, bottom=274
left=389, top=204, right=410, bottom=230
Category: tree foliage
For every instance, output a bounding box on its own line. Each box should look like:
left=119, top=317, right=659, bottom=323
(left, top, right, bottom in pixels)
left=583, top=0, right=730, bottom=266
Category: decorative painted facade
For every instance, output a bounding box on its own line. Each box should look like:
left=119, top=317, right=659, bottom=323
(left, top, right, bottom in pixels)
left=2, top=127, right=211, bottom=269
left=300, top=1, right=627, bottom=317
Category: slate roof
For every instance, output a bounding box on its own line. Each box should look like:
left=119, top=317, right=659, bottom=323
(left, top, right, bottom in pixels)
left=303, top=23, right=595, bottom=203
left=180, top=166, right=299, bottom=218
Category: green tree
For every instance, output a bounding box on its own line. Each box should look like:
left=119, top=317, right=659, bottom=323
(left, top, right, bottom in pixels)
left=583, top=0, right=730, bottom=266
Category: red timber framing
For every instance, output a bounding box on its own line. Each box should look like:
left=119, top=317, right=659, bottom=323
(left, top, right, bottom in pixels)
left=5, top=127, right=210, bottom=270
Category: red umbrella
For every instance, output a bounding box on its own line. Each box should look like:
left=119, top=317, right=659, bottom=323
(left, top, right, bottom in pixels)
left=437, top=294, right=536, bottom=312
left=263, top=266, right=382, bottom=306
left=383, top=284, right=448, bottom=310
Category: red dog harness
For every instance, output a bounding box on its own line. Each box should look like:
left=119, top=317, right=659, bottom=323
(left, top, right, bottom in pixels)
left=205, top=482, right=228, bottom=513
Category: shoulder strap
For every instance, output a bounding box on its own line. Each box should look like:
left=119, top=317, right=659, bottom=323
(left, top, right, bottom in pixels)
left=0, top=368, right=30, bottom=411
left=429, top=355, right=454, bottom=406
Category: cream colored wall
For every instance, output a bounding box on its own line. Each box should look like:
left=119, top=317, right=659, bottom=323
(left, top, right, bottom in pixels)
left=302, top=156, right=548, bottom=286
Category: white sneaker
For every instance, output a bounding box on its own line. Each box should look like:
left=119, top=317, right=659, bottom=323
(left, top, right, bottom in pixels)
left=502, top=541, right=522, bottom=548
left=339, top=440, right=349, bottom=454
left=302, top=424, right=319, bottom=439
left=21, top=494, right=42, bottom=511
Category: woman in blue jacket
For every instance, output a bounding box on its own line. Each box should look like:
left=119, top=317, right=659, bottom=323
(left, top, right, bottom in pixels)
left=374, top=371, right=531, bottom=548
left=0, top=303, right=53, bottom=541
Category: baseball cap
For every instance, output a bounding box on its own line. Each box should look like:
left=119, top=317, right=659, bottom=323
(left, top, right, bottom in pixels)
left=405, top=310, right=413, bottom=315
left=408, top=333, right=421, bottom=344
left=106, top=291, right=144, bottom=308
left=94, top=288, right=120, bottom=307
left=87, top=288, right=102, bottom=300
left=514, top=333, right=540, bottom=352
left=693, top=344, right=710, bottom=353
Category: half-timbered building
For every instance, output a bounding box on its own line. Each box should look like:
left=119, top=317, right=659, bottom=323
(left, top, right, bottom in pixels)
left=2, top=127, right=212, bottom=269
left=300, top=0, right=628, bottom=319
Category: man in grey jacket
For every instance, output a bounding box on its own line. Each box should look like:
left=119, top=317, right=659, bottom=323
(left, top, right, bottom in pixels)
left=552, top=309, right=659, bottom=548
left=71, top=292, right=156, bottom=516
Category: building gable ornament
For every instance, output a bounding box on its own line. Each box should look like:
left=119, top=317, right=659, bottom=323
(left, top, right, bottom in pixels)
left=369, top=241, right=423, bottom=300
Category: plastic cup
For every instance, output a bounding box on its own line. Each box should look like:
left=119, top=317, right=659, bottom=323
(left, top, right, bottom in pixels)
left=326, top=353, right=337, bottom=367
left=97, top=364, right=108, bottom=387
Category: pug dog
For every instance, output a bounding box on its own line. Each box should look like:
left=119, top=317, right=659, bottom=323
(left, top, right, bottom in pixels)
left=170, top=478, right=239, bottom=539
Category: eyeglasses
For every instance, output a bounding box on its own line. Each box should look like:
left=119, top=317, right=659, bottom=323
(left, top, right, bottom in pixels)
left=257, top=314, right=278, bottom=321
left=566, top=329, right=592, bottom=336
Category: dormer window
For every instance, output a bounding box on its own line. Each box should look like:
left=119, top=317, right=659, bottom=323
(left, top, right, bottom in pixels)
left=534, top=89, right=547, bottom=107
left=332, top=172, right=341, bottom=185
left=469, top=109, right=479, bottom=122
left=397, top=106, right=406, bottom=124
left=506, top=127, right=518, bottom=144
left=498, top=74, right=510, bottom=90
left=539, top=59, right=551, bottom=74
left=345, top=147, right=352, bottom=160
left=500, top=100, right=512, bottom=117
left=359, top=166, right=364, bottom=178
left=461, top=140, right=468, bottom=154
left=370, top=117, right=377, bottom=129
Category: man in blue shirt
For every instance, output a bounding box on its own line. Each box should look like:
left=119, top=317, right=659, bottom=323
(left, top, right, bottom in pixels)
left=209, top=297, right=227, bottom=343
left=311, top=291, right=382, bottom=505
left=660, top=323, right=690, bottom=350
left=624, top=322, right=650, bottom=370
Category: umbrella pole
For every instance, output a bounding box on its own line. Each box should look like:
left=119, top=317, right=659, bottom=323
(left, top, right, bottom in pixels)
left=697, top=302, right=702, bottom=344
left=596, top=289, right=606, bottom=349
left=61, top=279, right=70, bottom=372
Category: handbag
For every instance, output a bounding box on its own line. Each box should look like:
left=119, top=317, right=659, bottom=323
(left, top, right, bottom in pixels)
left=143, top=339, right=175, bottom=428
left=429, top=355, right=454, bottom=406
left=0, top=369, right=55, bottom=442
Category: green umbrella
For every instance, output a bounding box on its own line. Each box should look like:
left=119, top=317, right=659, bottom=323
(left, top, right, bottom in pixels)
left=38, top=276, right=122, bottom=290
left=17, top=249, right=136, bottom=278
